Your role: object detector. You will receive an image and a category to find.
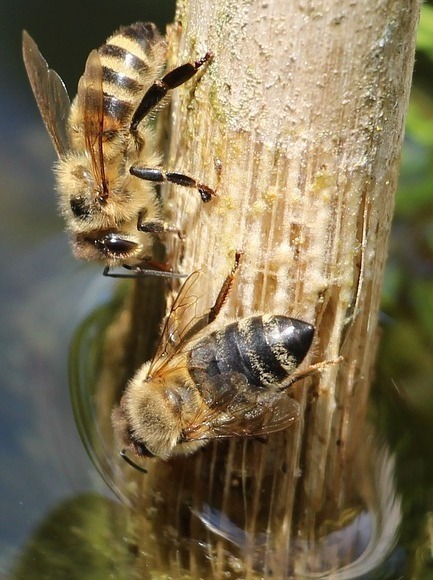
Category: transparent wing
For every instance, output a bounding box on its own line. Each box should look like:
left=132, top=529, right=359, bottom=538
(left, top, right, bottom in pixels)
left=22, top=30, right=71, bottom=156
left=149, top=270, right=208, bottom=377
left=184, top=372, right=300, bottom=442
left=77, top=49, right=108, bottom=200
left=148, top=253, right=241, bottom=379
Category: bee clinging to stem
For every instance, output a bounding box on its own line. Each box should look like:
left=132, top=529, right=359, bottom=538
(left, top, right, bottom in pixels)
left=22, top=22, right=214, bottom=277
left=114, top=251, right=341, bottom=469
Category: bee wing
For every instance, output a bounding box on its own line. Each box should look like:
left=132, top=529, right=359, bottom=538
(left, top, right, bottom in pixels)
left=77, top=49, right=108, bottom=199
left=22, top=30, right=71, bottom=156
left=149, top=270, right=207, bottom=376
left=185, top=372, right=300, bottom=441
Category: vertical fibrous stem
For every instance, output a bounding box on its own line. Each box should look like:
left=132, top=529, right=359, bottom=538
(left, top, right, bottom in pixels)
left=132, top=0, right=419, bottom=576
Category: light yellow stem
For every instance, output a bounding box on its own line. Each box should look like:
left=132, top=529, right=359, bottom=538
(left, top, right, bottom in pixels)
left=113, top=0, right=420, bottom=576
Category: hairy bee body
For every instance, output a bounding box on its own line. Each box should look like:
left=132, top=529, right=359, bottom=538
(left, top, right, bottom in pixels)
left=23, top=23, right=212, bottom=273
left=62, top=23, right=165, bottom=233
left=57, top=23, right=165, bottom=262
left=114, top=265, right=317, bottom=463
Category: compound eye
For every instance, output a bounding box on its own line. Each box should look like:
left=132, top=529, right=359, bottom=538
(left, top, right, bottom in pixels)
left=95, top=234, right=138, bottom=257
left=70, top=196, right=91, bottom=219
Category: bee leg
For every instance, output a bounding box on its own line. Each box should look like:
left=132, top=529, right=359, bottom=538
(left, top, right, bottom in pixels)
left=103, top=263, right=187, bottom=279
left=208, top=250, right=243, bottom=322
left=130, top=52, right=213, bottom=131
left=136, top=213, right=182, bottom=237
left=181, top=251, right=243, bottom=340
left=281, top=356, right=344, bottom=390
left=130, top=166, right=215, bottom=203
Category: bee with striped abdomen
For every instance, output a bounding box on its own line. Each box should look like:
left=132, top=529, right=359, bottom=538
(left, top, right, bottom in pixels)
left=114, top=253, right=336, bottom=464
left=22, top=23, right=213, bottom=276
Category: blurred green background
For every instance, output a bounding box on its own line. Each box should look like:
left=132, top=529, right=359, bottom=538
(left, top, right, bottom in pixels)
left=0, top=1, right=432, bottom=578
left=372, top=5, right=433, bottom=577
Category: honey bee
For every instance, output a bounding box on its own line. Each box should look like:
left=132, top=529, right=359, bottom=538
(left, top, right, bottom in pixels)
left=114, top=253, right=337, bottom=465
left=22, top=22, right=214, bottom=276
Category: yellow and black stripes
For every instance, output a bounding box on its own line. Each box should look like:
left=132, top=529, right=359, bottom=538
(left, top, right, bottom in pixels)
left=98, top=22, right=166, bottom=128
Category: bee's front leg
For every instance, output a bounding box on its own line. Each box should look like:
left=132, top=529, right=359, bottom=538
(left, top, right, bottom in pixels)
left=103, top=262, right=187, bottom=279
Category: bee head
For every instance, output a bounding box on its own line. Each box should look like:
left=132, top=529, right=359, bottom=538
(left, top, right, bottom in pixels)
left=113, top=372, right=186, bottom=461
left=112, top=406, right=152, bottom=473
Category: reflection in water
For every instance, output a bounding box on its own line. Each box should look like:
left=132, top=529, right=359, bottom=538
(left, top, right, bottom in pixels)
left=11, top=493, right=136, bottom=580
left=69, top=294, right=129, bottom=500
left=69, top=276, right=167, bottom=507
left=69, top=281, right=405, bottom=579
left=193, top=446, right=402, bottom=578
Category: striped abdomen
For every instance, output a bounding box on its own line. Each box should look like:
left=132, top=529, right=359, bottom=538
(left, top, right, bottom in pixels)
left=189, top=315, right=314, bottom=389
left=98, top=22, right=166, bottom=132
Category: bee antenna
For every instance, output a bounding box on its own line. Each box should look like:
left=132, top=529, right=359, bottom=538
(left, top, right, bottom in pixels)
left=120, top=449, right=148, bottom=474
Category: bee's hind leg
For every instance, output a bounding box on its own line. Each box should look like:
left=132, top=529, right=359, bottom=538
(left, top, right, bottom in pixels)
left=130, top=52, right=213, bottom=131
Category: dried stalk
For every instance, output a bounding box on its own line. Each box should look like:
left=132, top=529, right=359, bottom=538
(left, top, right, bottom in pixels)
left=101, top=0, right=419, bottom=577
